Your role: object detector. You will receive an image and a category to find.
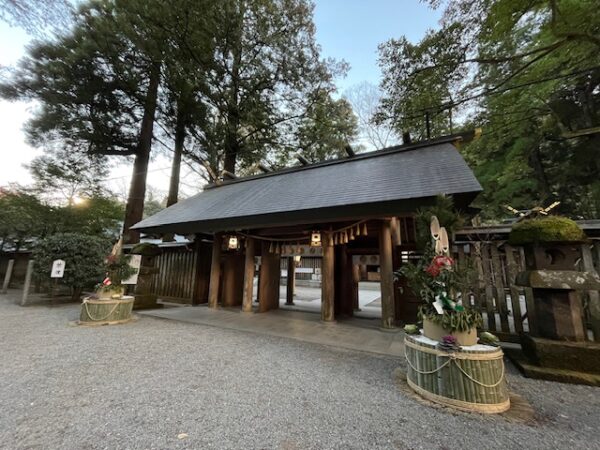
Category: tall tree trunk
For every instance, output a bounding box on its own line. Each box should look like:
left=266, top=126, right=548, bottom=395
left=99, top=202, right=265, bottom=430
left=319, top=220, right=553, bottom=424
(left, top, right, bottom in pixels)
left=163, top=103, right=186, bottom=242
left=529, top=146, right=551, bottom=201
left=122, top=62, right=161, bottom=245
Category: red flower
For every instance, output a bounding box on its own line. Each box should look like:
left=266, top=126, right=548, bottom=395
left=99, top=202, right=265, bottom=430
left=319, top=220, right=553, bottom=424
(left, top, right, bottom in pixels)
left=425, top=255, right=454, bottom=277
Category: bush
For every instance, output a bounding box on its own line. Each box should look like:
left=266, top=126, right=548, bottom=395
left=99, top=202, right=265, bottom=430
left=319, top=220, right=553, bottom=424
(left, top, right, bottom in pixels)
left=508, top=216, right=587, bottom=246
left=33, top=233, right=110, bottom=300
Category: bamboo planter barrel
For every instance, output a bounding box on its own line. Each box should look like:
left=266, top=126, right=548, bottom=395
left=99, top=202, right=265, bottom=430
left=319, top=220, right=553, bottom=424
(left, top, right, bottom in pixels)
left=79, top=296, right=134, bottom=326
left=405, top=334, right=510, bottom=414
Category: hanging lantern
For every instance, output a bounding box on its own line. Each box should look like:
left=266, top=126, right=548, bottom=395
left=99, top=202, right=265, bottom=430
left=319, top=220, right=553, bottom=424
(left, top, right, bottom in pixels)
left=228, top=235, right=239, bottom=250
left=430, top=216, right=441, bottom=240
left=362, top=223, right=368, bottom=236
left=311, top=231, right=322, bottom=247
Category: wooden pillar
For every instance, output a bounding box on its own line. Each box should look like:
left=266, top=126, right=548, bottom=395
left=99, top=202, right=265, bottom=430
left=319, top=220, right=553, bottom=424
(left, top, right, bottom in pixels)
left=379, top=219, right=396, bottom=329
left=221, top=253, right=245, bottom=307
left=286, top=257, right=295, bottom=305
left=242, top=237, right=255, bottom=312
left=334, top=245, right=354, bottom=318
left=258, top=241, right=280, bottom=312
left=208, top=233, right=222, bottom=308
left=193, top=240, right=212, bottom=305
left=352, top=263, right=360, bottom=311
left=321, top=234, right=335, bottom=322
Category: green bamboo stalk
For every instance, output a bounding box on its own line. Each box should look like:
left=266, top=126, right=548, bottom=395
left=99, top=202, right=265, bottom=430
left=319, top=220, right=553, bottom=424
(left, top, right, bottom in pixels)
left=458, top=356, right=465, bottom=402
left=469, top=353, right=482, bottom=404
left=475, top=351, right=488, bottom=404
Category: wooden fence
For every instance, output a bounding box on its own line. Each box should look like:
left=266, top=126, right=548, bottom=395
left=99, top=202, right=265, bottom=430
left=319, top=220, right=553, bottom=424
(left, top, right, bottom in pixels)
left=453, top=241, right=600, bottom=342
left=151, top=245, right=198, bottom=304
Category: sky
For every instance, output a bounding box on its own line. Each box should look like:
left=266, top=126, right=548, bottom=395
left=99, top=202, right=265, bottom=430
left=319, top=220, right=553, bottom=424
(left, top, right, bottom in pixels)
left=0, top=0, right=440, bottom=199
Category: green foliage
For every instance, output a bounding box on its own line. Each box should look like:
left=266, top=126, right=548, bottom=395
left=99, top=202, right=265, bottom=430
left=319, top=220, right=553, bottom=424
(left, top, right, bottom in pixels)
left=508, top=216, right=587, bottom=245
left=378, top=0, right=600, bottom=219
left=396, top=207, right=481, bottom=333
left=418, top=305, right=483, bottom=333
left=415, top=195, right=463, bottom=250
left=0, top=190, right=124, bottom=250
left=104, top=254, right=136, bottom=287
left=283, top=90, right=359, bottom=163
left=0, top=190, right=51, bottom=250
left=33, top=233, right=109, bottom=298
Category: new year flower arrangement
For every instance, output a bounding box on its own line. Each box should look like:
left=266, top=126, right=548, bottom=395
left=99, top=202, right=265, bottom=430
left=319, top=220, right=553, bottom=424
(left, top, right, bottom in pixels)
left=398, top=215, right=482, bottom=345
left=94, top=239, right=136, bottom=300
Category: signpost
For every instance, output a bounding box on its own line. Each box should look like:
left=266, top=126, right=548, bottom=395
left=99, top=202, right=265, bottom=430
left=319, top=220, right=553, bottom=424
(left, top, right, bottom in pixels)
left=51, top=259, right=66, bottom=278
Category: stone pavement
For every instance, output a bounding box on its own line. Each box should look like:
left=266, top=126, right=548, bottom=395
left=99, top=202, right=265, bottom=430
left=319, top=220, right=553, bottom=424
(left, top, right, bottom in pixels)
left=140, top=305, right=406, bottom=357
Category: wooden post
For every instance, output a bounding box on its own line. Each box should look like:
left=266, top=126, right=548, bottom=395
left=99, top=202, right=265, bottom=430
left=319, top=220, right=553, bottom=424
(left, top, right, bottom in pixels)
left=221, top=253, right=245, bottom=307
left=352, top=263, right=361, bottom=311
left=286, top=257, right=295, bottom=305
left=504, top=245, right=524, bottom=334
left=379, top=219, right=396, bottom=329
left=258, top=241, right=280, bottom=312
left=490, top=244, right=509, bottom=332
left=242, top=237, right=255, bottom=312
left=1, top=259, right=14, bottom=294
left=321, top=234, right=335, bottom=322
left=193, top=240, right=212, bottom=305
left=390, top=217, right=402, bottom=246
left=208, top=233, right=222, bottom=308
left=20, top=260, right=34, bottom=306
left=581, top=243, right=600, bottom=341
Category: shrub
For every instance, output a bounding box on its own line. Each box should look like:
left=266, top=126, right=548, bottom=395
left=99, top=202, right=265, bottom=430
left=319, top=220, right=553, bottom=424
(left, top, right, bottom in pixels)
left=508, top=216, right=587, bottom=246
left=33, top=233, right=109, bottom=300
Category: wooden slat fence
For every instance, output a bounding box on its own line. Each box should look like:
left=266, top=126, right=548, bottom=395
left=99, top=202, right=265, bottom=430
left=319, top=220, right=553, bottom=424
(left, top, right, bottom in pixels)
left=151, top=245, right=198, bottom=304
left=454, top=241, right=600, bottom=342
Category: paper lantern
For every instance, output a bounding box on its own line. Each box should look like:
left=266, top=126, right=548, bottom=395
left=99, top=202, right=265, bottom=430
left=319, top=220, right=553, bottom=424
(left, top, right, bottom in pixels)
left=311, top=231, right=322, bottom=247
left=228, top=236, right=239, bottom=250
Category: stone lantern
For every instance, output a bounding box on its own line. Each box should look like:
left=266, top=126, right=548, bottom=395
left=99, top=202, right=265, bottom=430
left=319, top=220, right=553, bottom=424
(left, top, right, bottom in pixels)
left=510, top=216, right=600, bottom=385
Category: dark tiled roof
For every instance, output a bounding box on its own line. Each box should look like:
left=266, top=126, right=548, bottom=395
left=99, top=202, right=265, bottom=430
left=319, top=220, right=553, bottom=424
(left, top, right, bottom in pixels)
left=132, top=141, right=482, bottom=234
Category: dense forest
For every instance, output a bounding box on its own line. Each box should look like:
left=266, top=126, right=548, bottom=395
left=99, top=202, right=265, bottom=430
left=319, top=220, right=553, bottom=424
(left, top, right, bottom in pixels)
left=377, top=0, right=600, bottom=219
left=0, top=0, right=598, bottom=250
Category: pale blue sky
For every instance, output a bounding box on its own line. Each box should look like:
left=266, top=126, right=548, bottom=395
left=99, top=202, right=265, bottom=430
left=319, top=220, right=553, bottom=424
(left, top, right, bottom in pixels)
left=0, top=1, right=440, bottom=194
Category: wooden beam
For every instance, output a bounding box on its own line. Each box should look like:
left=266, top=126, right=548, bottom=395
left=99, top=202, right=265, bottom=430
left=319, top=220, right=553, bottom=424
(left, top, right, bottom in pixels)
left=321, top=234, right=335, bottom=322
left=242, top=237, right=255, bottom=312
left=379, top=219, right=396, bottom=329
left=286, top=257, right=295, bottom=305
left=208, top=233, right=222, bottom=308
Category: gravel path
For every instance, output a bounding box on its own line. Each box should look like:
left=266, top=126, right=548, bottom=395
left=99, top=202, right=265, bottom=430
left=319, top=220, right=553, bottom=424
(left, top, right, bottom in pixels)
left=1, top=293, right=599, bottom=450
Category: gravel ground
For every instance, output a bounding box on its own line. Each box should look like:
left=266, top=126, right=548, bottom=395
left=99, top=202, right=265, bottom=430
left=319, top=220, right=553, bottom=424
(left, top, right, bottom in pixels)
left=1, top=294, right=599, bottom=450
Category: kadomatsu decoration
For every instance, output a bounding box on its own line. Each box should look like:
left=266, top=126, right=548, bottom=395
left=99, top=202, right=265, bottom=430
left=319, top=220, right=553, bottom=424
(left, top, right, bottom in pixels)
left=397, top=215, right=482, bottom=343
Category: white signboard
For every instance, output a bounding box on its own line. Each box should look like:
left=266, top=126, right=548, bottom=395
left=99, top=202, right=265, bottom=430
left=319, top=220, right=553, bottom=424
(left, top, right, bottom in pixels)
left=122, top=254, right=142, bottom=285
left=51, top=259, right=66, bottom=278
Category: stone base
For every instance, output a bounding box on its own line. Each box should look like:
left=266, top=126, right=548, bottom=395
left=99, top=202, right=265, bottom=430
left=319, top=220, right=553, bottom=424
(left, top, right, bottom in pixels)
left=133, top=294, right=163, bottom=310
left=505, top=348, right=600, bottom=386
left=520, top=335, right=600, bottom=374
